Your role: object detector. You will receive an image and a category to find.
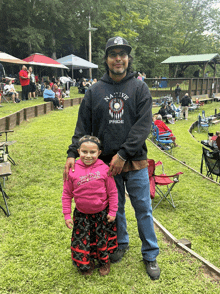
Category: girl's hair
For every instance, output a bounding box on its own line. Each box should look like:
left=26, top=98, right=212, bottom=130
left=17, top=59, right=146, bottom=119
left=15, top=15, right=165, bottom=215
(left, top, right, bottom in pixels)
left=78, top=135, right=101, bottom=149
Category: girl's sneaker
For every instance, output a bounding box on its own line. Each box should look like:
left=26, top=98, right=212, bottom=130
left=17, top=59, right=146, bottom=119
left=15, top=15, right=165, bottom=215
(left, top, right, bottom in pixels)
left=99, top=260, right=110, bottom=276
left=80, top=260, right=95, bottom=276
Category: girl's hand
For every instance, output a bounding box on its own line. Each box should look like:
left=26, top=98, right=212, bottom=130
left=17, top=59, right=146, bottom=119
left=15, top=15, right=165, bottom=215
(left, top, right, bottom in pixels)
left=107, top=214, right=116, bottom=223
left=65, top=219, right=73, bottom=229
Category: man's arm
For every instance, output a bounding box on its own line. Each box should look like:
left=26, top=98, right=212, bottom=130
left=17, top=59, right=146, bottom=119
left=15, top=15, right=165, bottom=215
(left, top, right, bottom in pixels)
left=63, top=91, right=92, bottom=180
left=117, top=82, right=152, bottom=161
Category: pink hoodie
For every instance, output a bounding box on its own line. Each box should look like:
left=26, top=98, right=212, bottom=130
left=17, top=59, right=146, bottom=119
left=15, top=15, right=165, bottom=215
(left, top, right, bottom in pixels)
left=62, top=159, right=118, bottom=220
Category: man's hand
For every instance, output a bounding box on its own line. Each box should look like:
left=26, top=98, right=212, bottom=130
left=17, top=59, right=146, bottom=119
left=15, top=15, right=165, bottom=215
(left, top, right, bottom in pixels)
left=107, top=214, right=116, bottom=223
left=63, top=157, right=75, bottom=181
left=108, top=154, right=125, bottom=176
left=65, top=219, right=73, bottom=229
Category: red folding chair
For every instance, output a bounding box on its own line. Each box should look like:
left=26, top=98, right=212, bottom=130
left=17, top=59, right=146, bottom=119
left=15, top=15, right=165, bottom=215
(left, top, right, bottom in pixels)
left=148, top=159, right=183, bottom=210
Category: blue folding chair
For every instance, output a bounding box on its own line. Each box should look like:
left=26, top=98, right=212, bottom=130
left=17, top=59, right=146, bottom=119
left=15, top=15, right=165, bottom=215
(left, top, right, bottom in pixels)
left=155, top=125, right=174, bottom=152
left=198, top=115, right=209, bottom=133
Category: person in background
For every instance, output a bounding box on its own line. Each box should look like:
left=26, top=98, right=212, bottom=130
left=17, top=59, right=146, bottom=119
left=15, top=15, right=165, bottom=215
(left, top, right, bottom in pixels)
left=154, top=114, right=179, bottom=147
left=0, top=63, right=5, bottom=82
left=28, top=67, right=36, bottom=99
left=193, top=69, right=200, bottom=78
left=62, top=135, right=118, bottom=276
left=63, top=36, right=160, bottom=280
left=174, top=83, right=181, bottom=104
left=166, top=101, right=176, bottom=121
left=19, top=65, right=30, bottom=100
left=4, top=79, right=20, bottom=103
left=53, top=84, right=64, bottom=107
left=180, top=93, right=191, bottom=120
left=137, top=72, right=142, bottom=80
left=158, top=104, right=174, bottom=124
left=43, top=84, right=62, bottom=110
left=92, top=78, right=97, bottom=85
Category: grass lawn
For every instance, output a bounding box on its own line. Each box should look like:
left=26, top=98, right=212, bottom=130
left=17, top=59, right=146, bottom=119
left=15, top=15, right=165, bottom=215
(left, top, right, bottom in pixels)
left=0, top=100, right=220, bottom=293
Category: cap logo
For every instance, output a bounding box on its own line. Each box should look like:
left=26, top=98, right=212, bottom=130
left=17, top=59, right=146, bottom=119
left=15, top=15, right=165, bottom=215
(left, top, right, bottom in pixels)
left=114, top=37, right=124, bottom=45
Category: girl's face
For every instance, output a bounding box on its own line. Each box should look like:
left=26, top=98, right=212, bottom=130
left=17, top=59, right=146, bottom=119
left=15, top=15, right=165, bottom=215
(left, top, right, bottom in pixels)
left=77, top=141, right=101, bottom=166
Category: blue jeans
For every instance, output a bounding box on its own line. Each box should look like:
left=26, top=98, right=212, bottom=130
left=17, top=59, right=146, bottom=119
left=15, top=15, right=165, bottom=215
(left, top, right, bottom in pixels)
left=176, top=96, right=179, bottom=104
left=114, top=168, right=159, bottom=261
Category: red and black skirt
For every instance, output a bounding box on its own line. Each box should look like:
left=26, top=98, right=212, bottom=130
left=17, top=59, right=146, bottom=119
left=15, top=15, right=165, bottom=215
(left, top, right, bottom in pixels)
left=71, top=206, right=118, bottom=271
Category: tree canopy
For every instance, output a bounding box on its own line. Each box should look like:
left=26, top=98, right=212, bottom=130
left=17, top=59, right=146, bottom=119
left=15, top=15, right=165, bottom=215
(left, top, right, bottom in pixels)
left=1, top=0, right=220, bottom=78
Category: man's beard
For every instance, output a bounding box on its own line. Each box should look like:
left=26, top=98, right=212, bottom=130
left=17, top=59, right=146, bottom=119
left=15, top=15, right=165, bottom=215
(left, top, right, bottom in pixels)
left=109, top=68, right=127, bottom=76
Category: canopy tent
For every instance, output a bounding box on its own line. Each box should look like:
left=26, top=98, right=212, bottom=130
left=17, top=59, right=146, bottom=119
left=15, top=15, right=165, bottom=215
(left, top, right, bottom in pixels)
left=0, top=51, right=29, bottom=64
left=56, top=54, right=98, bottom=78
left=23, top=53, right=68, bottom=69
left=161, top=53, right=220, bottom=77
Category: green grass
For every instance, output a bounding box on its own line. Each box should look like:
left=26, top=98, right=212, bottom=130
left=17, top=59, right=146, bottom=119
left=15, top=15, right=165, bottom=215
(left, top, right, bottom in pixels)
left=0, top=103, right=220, bottom=293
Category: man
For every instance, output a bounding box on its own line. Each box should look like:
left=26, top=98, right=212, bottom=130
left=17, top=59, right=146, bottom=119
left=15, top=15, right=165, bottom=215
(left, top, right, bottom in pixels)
left=19, top=65, right=30, bottom=100
left=174, top=83, right=181, bottom=104
left=180, top=93, right=191, bottom=120
left=0, top=63, right=5, bottom=82
left=63, top=36, right=160, bottom=280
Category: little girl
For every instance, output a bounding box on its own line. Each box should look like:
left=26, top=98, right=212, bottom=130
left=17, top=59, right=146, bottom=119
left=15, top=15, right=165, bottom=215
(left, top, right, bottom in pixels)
left=62, top=135, right=118, bottom=276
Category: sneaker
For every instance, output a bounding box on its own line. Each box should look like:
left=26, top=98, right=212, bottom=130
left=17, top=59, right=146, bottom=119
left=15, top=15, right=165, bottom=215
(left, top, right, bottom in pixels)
left=57, top=107, right=63, bottom=110
left=144, top=259, right=160, bottom=280
left=99, top=260, right=110, bottom=276
left=109, top=246, right=129, bottom=263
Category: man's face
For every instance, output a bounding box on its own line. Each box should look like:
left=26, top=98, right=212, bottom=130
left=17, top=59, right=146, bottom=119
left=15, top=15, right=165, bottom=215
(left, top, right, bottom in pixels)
left=106, top=47, right=130, bottom=80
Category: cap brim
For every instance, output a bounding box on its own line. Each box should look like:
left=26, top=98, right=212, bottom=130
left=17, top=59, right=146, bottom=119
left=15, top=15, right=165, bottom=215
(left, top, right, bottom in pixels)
left=106, top=45, right=132, bottom=54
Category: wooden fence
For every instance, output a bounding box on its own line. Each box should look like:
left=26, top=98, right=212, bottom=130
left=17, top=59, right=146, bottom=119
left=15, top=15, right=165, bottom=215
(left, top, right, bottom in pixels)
left=0, top=97, right=83, bottom=132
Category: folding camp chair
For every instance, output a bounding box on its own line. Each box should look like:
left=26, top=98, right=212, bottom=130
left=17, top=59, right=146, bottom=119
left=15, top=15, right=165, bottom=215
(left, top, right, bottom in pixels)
left=151, top=122, right=171, bottom=143
left=198, top=114, right=209, bottom=133
left=0, top=130, right=16, bottom=165
left=154, top=125, right=174, bottom=153
left=200, top=147, right=220, bottom=182
left=0, top=142, right=12, bottom=216
left=148, top=159, right=183, bottom=210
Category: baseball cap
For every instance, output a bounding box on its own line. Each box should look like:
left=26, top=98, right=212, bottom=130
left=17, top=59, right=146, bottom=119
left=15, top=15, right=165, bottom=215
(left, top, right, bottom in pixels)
left=105, top=36, right=132, bottom=55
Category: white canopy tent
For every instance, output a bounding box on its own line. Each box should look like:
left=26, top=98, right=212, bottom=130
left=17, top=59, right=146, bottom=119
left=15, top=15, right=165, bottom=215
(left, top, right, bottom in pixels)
left=56, top=54, right=98, bottom=78
left=0, top=51, right=29, bottom=64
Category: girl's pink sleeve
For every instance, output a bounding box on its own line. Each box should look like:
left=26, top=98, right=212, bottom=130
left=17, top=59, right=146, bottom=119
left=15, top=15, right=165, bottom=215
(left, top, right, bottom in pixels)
left=62, top=175, right=74, bottom=220
left=105, top=175, right=118, bottom=217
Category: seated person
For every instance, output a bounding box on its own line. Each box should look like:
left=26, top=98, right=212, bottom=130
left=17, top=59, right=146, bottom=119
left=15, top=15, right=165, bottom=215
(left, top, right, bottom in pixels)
left=78, top=78, right=88, bottom=94
left=195, top=98, right=204, bottom=106
left=158, top=104, right=174, bottom=124
left=4, top=80, right=20, bottom=103
left=166, top=101, right=175, bottom=118
left=91, top=78, right=97, bottom=85
left=53, top=84, right=64, bottom=107
left=43, top=85, right=62, bottom=110
left=154, top=114, right=179, bottom=147
left=170, top=103, right=181, bottom=119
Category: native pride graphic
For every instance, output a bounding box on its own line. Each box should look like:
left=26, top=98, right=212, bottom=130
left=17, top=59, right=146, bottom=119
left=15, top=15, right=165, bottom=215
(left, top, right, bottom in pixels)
left=109, top=98, right=124, bottom=120
left=104, top=92, right=129, bottom=124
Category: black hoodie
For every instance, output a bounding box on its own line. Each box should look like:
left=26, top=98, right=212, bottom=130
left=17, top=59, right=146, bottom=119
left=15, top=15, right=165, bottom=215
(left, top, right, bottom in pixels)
left=67, top=72, right=152, bottom=163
